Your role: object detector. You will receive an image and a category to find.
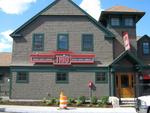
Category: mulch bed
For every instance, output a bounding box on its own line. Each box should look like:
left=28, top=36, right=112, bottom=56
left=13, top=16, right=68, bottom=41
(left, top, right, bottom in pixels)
left=0, top=101, right=112, bottom=108
left=0, top=101, right=46, bottom=106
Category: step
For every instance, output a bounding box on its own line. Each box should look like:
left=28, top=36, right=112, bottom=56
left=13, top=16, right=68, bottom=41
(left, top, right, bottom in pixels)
left=120, top=98, right=136, bottom=107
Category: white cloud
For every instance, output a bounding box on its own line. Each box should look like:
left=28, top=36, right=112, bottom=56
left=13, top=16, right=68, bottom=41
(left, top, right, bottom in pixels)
left=80, top=0, right=103, bottom=20
left=0, top=30, right=13, bottom=52
left=0, top=0, right=36, bottom=14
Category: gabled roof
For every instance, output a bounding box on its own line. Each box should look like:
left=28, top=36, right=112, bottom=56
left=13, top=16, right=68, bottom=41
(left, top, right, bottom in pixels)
left=137, top=35, right=150, bottom=41
left=110, top=50, right=143, bottom=66
left=0, top=52, right=12, bottom=67
left=10, top=0, right=115, bottom=38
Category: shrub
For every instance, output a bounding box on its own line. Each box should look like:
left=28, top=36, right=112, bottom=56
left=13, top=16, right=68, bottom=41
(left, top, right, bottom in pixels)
left=46, top=98, right=56, bottom=105
left=90, top=96, right=98, bottom=105
left=97, top=102, right=104, bottom=107
left=76, top=100, right=82, bottom=106
left=0, top=97, right=2, bottom=103
left=77, top=96, right=86, bottom=104
left=55, top=99, right=59, bottom=105
left=68, top=98, right=75, bottom=105
left=100, top=96, right=109, bottom=104
left=98, top=96, right=109, bottom=106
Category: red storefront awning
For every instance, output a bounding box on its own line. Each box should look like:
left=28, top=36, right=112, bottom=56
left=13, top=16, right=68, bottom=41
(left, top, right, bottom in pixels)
left=143, top=75, right=150, bottom=80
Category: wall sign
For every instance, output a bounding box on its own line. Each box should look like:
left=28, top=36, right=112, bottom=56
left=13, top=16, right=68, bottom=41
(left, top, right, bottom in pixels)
left=123, top=32, right=130, bottom=50
left=30, top=51, right=95, bottom=65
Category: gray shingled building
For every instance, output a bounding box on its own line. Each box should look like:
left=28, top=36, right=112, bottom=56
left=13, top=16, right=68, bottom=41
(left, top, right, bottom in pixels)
left=1, top=0, right=149, bottom=99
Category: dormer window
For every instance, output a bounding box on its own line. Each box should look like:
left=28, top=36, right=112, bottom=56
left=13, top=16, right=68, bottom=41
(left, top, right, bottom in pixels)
left=125, top=18, right=134, bottom=26
left=142, top=42, right=150, bottom=55
left=111, top=18, right=120, bottom=26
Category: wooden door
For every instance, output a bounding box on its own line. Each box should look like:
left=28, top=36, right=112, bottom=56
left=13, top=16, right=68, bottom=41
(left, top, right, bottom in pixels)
left=115, top=73, right=135, bottom=98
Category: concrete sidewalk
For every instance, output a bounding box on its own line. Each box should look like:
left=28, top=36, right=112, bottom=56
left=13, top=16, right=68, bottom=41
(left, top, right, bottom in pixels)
left=0, top=105, right=137, bottom=113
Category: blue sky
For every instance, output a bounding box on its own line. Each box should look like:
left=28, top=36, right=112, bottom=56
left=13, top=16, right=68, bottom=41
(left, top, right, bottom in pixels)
left=0, top=0, right=149, bottom=52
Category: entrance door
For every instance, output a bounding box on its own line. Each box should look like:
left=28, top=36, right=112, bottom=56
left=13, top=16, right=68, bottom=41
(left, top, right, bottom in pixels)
left=115, top=73, right=135, bottom=98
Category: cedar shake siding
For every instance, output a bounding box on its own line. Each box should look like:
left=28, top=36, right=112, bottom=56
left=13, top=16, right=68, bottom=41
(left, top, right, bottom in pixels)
left=137, top=35, right=150, bottom=65
left=12, top=16, right=113, bottom=66
left=110, top=28, right=137, bottom=58
left=11, top=72, right=109, bottom=99
left=11, top=15, right=112, bottom=99
left=99, top=6, right=145, bottom=58
left=41, top=0, right=85, bottom=16
left=10, top=0, right=113, bottom=99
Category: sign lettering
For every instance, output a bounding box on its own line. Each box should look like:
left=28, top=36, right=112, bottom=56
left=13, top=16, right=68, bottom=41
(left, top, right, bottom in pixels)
left=54, top=55, right=71, bottom=65
left=30, top=51, right=95, bottom=65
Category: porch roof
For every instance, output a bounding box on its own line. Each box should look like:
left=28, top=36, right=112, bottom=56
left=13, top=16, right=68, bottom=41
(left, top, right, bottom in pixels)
left=0, top=52, right=11, bottom=67
left=110, top=50, right=144, bottom=66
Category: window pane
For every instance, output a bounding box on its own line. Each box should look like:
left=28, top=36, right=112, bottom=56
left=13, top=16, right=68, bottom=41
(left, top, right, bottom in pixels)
left=58, top=34, right=68, bottom=51
left=111, top=18, right=120, bottom=26
left=125, top=18, right=134, bottom=26
left=33, top=34, right=44, bottom=51
left=56, top=72, right=68, bottom=83
left=82, top=34, right=93, bottom=51
left=17, top=72, right=28, bottom=83
left=121, top=75, right=129, bottom=88
left=96, top=72, right=107, bottom=83
left=143, top=42, right=150, bottom=55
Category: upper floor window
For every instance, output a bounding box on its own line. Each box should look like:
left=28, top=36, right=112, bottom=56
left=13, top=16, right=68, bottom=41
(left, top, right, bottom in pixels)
left=125, top=18, right=134, bottom=26
left=56, top=72, right=68, bottom=83
left=143, top=42, right=150, bottom=55
left=95, top=72, right=108, bottom=83
left=57, top=34, right=69, bottom=51
left=32, top=34, right=44, bottom=51
left=111, top=18, right=120, bottom=26
left=16, top=72, right=29, bottom=83
left=82, top=34, right=94, bottom=51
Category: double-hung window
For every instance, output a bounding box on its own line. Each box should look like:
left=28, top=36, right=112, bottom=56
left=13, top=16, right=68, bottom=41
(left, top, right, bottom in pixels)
left=32, top=34, right=44, bottom=51
left=111, top=18, right=120, bottom=26
left=95, top=72, right=108, bottom=83
left=82, top=34, right=94, bottom=51
left=56, top=72, right=68, bottom=83
left=143, top=42, right=150, bottom=55
left=57, top=34, right=69, bottom=51
left=16, top=72, right=29, bottom=83
left=125, top=18, right=134, bottom=26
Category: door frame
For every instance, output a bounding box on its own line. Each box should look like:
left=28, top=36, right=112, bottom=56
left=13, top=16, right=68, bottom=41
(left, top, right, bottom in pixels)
left=115, top=72, right=135, bottom=98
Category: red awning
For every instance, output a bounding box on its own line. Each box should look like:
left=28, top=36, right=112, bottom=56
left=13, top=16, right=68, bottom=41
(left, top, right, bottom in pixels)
left=143, top=75, right=150, bottom=80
